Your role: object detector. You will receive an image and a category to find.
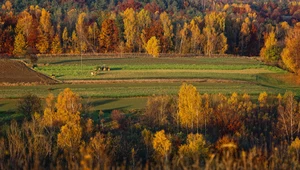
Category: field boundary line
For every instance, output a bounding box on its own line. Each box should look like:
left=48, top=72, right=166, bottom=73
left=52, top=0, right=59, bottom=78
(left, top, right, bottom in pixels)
left=63, top=78, right=255, bottom=84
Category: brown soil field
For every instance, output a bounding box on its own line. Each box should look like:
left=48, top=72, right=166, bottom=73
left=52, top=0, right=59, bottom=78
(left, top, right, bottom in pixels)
left=0, top=59, right=57, bottom=84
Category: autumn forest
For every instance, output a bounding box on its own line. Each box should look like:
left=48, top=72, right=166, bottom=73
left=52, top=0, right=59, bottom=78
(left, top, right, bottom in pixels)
left=0, top=1, right=296, bottom=59
left=1, top=0, right=300, bottom=169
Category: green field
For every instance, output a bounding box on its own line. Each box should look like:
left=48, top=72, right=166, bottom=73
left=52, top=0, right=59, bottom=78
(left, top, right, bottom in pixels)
left=1, top=56, right=299, bottom=116
left=35, top=57, right=285, bottom=80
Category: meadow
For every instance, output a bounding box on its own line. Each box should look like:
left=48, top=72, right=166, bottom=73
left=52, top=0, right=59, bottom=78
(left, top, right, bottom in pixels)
left=35, top=56, right=285, bottom=80
left=1, top=56, right=299, bottom=114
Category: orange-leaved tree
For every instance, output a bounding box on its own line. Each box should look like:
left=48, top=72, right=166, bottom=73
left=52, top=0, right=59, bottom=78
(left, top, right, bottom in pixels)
left=281, top=23, right=300, bottom=74
left=99, top=19, right=119, bottom=53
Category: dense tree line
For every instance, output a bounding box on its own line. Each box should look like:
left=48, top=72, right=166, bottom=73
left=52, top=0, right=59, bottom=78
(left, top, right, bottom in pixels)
left=1, top=85, right=300, bottom=169
left=0, top=1, right=300, bottom=56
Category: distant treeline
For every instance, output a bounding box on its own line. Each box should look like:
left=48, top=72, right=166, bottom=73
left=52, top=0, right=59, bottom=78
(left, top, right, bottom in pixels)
left=0, top=0, right=300, bottom=57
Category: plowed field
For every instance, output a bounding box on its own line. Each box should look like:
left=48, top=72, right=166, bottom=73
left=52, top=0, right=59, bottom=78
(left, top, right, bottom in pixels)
left=0, top=59, right=57, bottom=84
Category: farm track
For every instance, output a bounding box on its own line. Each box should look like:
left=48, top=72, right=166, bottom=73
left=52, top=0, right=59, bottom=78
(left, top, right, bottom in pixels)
left=64, top=78, right=254, bottom=84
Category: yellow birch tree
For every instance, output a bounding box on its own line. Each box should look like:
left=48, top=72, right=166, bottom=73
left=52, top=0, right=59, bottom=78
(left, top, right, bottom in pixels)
left=178, top=133, right=208, bottom=163
left=145, top=36, right=160, bottom=57
left=13, top=32, right=27, bottom=56
left=178, top=83, right=202, bottom=131
left=152, top=130, right=171, bottom=162
left=51, top=34, right=62, bottom=54
left=36, top=8, right=52, bottom=53
left=62, top=27, right=69, bottom=53
left=160, top=12, right=174, bottom=51
left=123, top=8, right=137, bottom=52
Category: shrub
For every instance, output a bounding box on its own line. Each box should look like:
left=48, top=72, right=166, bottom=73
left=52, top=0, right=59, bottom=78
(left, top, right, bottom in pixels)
left=111, top=110, right=125, bottom=123
left=27, top=54, right=38, bottom=68
left=17, top=94, right=42, bottom=117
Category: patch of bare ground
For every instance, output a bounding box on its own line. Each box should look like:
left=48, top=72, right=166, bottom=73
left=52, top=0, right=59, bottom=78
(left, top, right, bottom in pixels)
left=0, top=59, right=58, bottom=85
left=64, top=78, right=252, bottom=84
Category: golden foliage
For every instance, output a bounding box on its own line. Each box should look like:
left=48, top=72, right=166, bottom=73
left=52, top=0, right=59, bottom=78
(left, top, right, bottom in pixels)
left=240, top=93, right=253, bottom=113
left=62, top=27, right=69, bottom=52
left=85, top=118, right=94, bottom=134
left=180, top=23, right=192, bottom=54
left=71, top=31, right=80, bottom=54
left=290, top=137, right=300, bottom=150
left=36, top=8, right=52, bottom=53
left=99, top=19, right=119, bottom=53
left=258, top=91, right=268, bottom=107
left=88, top=132, right=112, bottom=168
left=145, top=36, right=160, bottom=57
left=50, top=34, right=62, bottom=54
left=190, top=19, right=202, bottom=54
left=137, top=9, right=151, bottom=29
left=42, top=88, right=82, bottom=127
left=281, top=23, right=300, bottom=74
left=57, top=114, right=82, bottom=151
left=36, top=33, right=49, bottom=53
left=215, top=135, right=237, bottom=151
left=39, top=8, right=52, bottom=34
left=123, top=8, right=137, bottom=52
left=75, top=12, right=87, bottom=54
left=289, top=137, right=300, bottom=161
left=160, top=11, right=174, bottom=50
left=203, top=26, right=216, bottom=56
left=2, top=0, right=12, bottom=11
left=80, top=146, right=93, bottom=170
left=152, top=130, right=171, bottom=160
left=89, top=132, right=106, bottom=158
left=178, top=83, right=202, bottom=130
left=178, top=133, right=208, bottom=159
left=56, top=88, right=82, bottom=115
left=204, top=12, right=226, bottom=33
left=13, top=32, right=27, bottom=56
left=15, top=11, right=33, bottom=36
left=260, top=31, right=278, bottom=62
left=216, top=33, right=228, bottom=54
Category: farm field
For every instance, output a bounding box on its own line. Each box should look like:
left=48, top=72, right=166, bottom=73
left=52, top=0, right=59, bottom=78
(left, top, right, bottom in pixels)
left=35, top=56, right=285, bottom=80
left=0, top=59, right=57, bottom=84
left=1, top=56, right=299, bottom=114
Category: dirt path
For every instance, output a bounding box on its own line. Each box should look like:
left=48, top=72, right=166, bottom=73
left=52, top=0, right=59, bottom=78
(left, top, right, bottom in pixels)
left=64, top=78, right=253, bottom=84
